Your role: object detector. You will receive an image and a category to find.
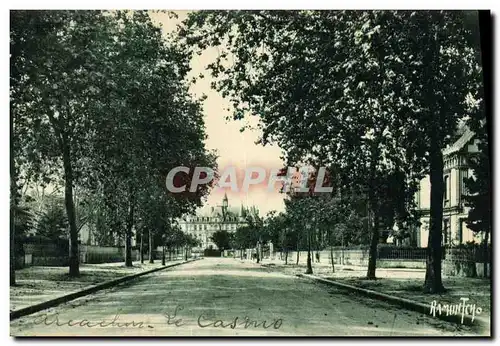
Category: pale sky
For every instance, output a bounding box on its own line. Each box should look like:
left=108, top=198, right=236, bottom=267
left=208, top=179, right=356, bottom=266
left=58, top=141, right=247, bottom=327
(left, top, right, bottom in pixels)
left=151, top=11, right=286, bottom=216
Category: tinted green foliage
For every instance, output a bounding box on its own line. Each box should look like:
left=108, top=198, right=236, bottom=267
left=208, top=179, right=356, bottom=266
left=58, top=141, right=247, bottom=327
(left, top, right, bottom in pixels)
left=11, top=10, right=217, bottom=276
left=180, top=10, right=483, bottom=289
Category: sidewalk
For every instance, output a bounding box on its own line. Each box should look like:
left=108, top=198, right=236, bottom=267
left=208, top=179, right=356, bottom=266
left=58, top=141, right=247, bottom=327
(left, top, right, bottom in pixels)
left=258, top=257, right=491, bottom=319
left=260, top=256, right=425, bottom=278
left=10, top=260, right=182, bottom=312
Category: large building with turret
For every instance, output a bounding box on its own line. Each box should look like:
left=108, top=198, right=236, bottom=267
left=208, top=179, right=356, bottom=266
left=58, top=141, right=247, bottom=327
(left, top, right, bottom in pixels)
left=178, top=194, right=256, bottom=250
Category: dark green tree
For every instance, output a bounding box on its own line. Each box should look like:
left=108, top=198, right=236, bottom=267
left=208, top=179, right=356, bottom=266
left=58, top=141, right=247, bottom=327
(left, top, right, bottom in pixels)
left=35, top=203, right=68, bottom=240
left=463, top=113, right=490, bottom=277
left=180, top=10, right=482, bottom=290
left=11, top=10, right=119, bottom=276
left=210, top=230, right=232, bottom=251
left=233, top=226, right=253, bottom=259
left=11, top=10, right=217, bottom=272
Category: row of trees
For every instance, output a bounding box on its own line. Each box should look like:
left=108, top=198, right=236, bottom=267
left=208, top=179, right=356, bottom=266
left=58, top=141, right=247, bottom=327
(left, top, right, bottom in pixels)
left=10, top=10, right=216, bottom=284
left=179, top=10, right=488, bottom=292
left=210, top=192, right=369, bottom=266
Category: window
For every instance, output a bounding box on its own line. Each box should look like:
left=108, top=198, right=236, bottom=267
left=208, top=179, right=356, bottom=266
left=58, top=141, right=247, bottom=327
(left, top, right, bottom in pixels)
left=443, top=175, right=450, bottom=205
left=443, top=219, right=450, bottom=245
left=462, top=170, right=469, bottom=197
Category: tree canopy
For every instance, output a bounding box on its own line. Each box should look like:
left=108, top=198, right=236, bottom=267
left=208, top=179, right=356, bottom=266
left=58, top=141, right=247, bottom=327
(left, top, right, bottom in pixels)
left=179, top=10, right=483, bottom=289
left=11, top=10, right=217, bottom=279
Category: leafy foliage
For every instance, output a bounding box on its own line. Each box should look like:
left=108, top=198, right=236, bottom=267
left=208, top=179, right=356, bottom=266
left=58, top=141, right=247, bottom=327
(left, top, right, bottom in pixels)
left=463, top=111, right=490, bottom=236
left=11, top=10, right=217, bottom=274
left=210, top=230, right=232, bottom=251
left=35, top=202, right=68, bottom=240
left=180, top=10, right=482, bottom=287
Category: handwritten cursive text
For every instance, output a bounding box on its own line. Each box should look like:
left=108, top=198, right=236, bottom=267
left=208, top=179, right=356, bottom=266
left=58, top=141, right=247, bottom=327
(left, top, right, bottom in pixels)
left=33, top=313, right=146, bottom=329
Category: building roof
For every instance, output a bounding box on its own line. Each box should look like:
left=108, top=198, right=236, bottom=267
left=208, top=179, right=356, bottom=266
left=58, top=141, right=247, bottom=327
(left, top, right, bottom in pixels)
left=196, top=205, right=243, bottom=218
left=185, top=198, right=252, bottom=221
left=443, top=127, right=475, bottom=156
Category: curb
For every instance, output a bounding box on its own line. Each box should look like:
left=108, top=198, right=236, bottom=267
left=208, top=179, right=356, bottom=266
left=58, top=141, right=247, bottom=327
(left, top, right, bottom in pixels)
left=298, top=274, right=490, bottom=332
left=10, top=258, right=198, bottom=321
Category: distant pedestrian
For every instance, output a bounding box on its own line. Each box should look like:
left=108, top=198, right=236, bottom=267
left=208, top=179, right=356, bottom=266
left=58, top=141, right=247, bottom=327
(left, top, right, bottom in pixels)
left=315, top=252, right=320, bottom=263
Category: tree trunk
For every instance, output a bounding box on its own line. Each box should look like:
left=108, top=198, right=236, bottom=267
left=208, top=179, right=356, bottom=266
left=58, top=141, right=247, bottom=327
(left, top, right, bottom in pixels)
left=256, top=242, right=260, bottom=264
left=149, top=229, right=154, bottom=264
left=185, top=246, right=189, bottom=261
left=330, top=245, right=335, bottom=273
left=424, top=147, right=446, bottom=293
left=284, top=250, right=288, bottom=265
left=124, top=191, right=134, bottom=267
left=365, top=143, right=380, bottom=280
left=162, top=245, right=166, bottom=265
left=483, top=231, right=489, bottom=278
left=10, top=109, right=16, bottom=286
left=125, top=230, right=133, bottom=267
left=10, top=201, right=16, bottom=286
left=366, top=210, right=379, bottom=280
left=140, top=229, right=144, bottom=264
left=306, top=227, right=313, bottom=274
left=62, top=140, right=79, bottom=277
left=296, top=241, right=300, bottom=265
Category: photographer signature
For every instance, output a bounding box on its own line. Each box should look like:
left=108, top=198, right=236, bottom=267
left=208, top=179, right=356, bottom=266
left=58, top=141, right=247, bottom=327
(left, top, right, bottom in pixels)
left=429, top=297, right=483, bottom=324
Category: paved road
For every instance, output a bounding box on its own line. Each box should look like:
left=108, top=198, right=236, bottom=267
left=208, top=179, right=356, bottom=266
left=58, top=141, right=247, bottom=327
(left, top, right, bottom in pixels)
left=11, top=258, right=479, bottom=336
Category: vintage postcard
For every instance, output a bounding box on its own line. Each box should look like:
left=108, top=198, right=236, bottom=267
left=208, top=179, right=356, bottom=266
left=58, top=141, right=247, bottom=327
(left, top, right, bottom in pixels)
left=9, top=9, right=491, bottom=337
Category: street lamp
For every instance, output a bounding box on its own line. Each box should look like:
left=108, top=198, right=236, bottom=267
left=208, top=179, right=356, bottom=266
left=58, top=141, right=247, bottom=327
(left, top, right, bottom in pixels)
left=216, top=194, right=229, bottom=257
